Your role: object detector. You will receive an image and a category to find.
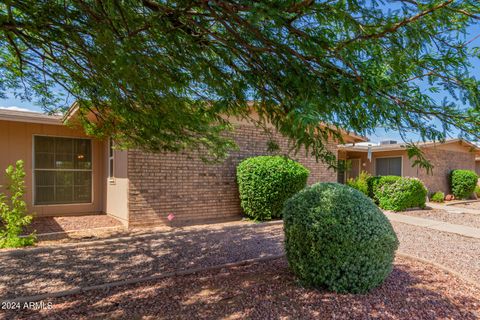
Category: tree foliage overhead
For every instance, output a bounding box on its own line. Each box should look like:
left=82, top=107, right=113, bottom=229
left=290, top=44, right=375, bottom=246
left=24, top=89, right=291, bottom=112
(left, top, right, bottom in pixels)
left=1, top=0, right=480, bottom=164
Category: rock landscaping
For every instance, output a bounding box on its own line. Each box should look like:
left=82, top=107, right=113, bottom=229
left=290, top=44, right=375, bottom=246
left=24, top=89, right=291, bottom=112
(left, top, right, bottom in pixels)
left=5, top=256, right=479, bottom=320
left=392, top=222, right=480, bottom=284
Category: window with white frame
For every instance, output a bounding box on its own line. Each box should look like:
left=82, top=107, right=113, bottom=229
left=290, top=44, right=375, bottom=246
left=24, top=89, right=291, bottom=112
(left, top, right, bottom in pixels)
left=108, top=138, right=114, bottom=180
left=34, top=136, right=92, bottom=205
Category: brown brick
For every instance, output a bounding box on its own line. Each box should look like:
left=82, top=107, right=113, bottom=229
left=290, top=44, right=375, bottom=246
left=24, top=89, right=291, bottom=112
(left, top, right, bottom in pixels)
left=127, top=123, right=339, bottom=227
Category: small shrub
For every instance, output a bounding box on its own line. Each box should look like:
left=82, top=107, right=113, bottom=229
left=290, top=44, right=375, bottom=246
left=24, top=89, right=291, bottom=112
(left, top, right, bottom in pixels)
left=283, top=183, right=398, bottom=293
left=377, top=177, right=427, bottom=211
left=368, top=175, right=402, bottom=203
left=475, top=185, right=480, bottom=198
left=346, top=171, right=370, bottom=196
left=450, top=170, right=479, bottom=199
left=236, top=156, right=309, bottom=221
left=0, top=160, right=35, bottom=248
left=430, top=191, right=445, bottom=203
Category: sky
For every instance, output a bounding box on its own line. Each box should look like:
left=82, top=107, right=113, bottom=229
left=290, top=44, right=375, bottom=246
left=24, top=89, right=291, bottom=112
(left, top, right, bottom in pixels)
left=1, top=3, right=479, bottom=144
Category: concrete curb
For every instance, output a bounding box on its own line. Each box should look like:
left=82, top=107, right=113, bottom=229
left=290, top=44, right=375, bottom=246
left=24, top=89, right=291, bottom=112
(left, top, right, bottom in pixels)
left=0, top=220, right=284, bottom=258
left=1, top=254, right=285, bottom=304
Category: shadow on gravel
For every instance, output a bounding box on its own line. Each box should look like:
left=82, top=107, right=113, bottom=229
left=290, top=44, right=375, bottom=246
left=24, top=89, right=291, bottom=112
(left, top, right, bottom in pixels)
left=7, top=257, right=479, bottom=320
left=0, top=223, right=284, bottom=300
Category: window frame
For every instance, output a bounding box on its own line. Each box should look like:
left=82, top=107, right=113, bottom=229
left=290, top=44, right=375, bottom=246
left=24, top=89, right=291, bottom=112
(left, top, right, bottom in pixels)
left=32, top=135, right=94, bottom=206
left=374, top=156, right=403, bottom=177
left=108, top=137, right=115, bottom=183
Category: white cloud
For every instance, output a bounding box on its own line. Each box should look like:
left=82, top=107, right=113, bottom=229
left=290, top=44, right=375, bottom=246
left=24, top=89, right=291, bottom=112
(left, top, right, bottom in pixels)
left=0, top=106, right=38, bottom=113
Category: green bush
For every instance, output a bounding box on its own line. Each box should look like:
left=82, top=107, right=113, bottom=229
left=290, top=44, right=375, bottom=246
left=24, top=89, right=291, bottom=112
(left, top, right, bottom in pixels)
left=368, top=175, right=402, bottom=203
left=377, top=177, right=427, bottom=211
left=283, top=183, right=398, bottom=293
left=0, top=160, right=35, bottom=248
left=346, top=171, right=370, bottom=196
left=475, top=185, right=480, bottom=198
left=430, top=191, right=445, bottom=203
left=236, top=156, right=309, bottom=221
left=450, top=170, right=479, bottom=199
left=366, top=176, right=381, bottom=199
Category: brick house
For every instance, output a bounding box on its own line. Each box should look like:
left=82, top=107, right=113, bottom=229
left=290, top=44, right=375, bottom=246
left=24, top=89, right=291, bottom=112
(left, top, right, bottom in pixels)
left=0, top=106, right=365, bottom=227
left=338, top=139, right=480, bottom=195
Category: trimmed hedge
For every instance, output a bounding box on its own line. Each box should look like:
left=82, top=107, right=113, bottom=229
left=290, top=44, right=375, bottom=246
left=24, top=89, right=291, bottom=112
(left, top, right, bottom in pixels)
left=283, top=183, right=399, bottom=293
left=376, top=177, right=427, bottom=211
left=450, top=170, right=479, bottom=200
left=368, top=175, right=402, bottom=203
left=236, top=156, right=309, bottom=221
left=430, top=191, right=445, bottom=203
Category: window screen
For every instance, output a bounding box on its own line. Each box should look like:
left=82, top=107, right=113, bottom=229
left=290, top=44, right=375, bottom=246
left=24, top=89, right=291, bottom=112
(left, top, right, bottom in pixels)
left=375, top=157, right=402, bottom=176
left=34, top=136, right=92, bottom=205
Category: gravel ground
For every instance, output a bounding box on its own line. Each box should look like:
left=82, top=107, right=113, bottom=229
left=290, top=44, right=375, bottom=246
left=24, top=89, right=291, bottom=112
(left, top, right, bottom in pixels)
left=399, top=209, right=480, bottom=229
left=1, top=218, right=478, bottom=308
left=4, top=257, right=479, bottom=320
left=0, top=223, right=284, bottom=300
left=451, top=201, right=480, bottom=211
left=391, top=221, right=480, bottom=284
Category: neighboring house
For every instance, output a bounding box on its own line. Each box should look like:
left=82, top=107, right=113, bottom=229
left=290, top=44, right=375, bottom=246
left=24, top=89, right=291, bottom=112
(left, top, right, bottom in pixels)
left=0, top=107, right=365, bottom=227
left=338, top=139, right=480, bottom=194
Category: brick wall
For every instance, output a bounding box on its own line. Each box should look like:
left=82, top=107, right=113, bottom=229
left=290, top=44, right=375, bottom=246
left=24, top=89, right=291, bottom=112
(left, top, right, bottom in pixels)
left=417, top=148, right=476, bottom=194
left=127, top=123, right=338, bottom=227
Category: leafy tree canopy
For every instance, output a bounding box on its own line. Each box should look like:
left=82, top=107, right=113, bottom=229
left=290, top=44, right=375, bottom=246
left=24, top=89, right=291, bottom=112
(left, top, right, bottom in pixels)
left=1, top=0, right=479, bottom=166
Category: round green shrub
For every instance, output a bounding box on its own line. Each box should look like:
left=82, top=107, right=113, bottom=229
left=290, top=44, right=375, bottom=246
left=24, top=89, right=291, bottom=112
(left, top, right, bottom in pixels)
left=450, top=170, right=479, bottom=200
left=377, top=177, right=427, bottom=211
left=430, top=191, right=445, bottom=203
left=236, top=156, right=309, bottom=221
left=283, top=183, right=399, bottom=293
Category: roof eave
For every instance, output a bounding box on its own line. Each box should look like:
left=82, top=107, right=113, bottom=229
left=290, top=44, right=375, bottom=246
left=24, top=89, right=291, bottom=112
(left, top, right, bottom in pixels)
left=0, top=110, right=63, bottom=126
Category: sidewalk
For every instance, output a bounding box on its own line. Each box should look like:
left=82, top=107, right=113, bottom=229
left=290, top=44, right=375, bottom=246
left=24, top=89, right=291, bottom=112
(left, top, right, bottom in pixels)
left=385, top=212, right=480, bottom=239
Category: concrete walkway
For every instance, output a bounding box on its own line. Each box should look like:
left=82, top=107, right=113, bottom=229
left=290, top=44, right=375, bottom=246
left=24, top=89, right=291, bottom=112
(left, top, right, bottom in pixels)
left=384, top=212, right=480, bottom=239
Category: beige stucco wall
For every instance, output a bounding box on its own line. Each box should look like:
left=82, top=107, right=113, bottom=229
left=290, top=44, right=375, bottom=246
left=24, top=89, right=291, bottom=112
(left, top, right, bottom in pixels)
left=344, top=141, right=477, bottom=194
left=0, top=119, right=105, bottom=217
left=103, top=148, right=129, bottom=225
